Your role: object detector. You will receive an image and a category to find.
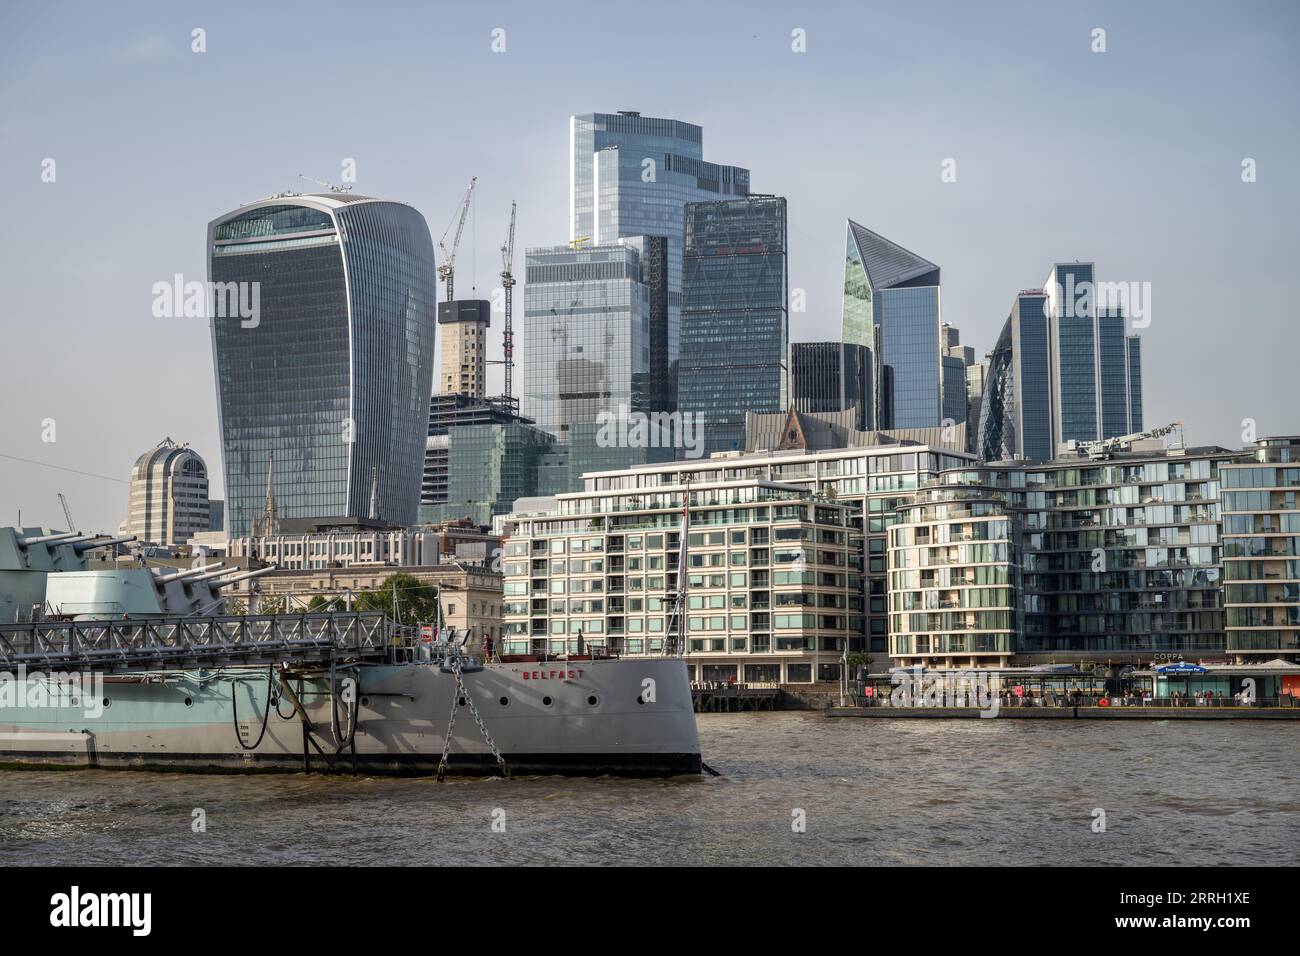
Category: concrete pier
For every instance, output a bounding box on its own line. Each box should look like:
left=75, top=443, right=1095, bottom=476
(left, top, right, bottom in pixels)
left=826, top=705, right=1300, bottom=720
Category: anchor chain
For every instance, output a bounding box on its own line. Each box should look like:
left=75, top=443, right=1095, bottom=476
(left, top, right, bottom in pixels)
left=436, top=655, right=509, bottom=780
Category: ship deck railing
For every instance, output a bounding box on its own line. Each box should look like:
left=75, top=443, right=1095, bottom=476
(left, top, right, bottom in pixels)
left=0, top=611, right=395, bottom=672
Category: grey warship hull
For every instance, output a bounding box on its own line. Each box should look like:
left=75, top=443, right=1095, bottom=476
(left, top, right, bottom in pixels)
left=0, top=656, right=702, bottom=776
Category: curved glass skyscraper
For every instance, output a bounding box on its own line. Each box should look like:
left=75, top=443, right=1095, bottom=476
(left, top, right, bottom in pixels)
left=208, top=194, right=436, bottom=535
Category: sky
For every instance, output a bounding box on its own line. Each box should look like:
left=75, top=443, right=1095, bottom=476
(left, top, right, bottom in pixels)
left=1, top=0, right=1298, bottom=533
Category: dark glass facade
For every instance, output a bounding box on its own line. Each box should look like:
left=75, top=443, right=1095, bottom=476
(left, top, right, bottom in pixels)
left=1047, top=263, right=1098, bottom=443
left=679, top=196, right=788, bottom=455
left=941, top=355, right=967, bottom=427
left=208, top=195, right=436, bottom=535
left=1014, top=292, right=1054, bottom=462
left=791, top=342, right=871, bottom=430
left=979, top=274, right=1144, bottom=464
left=570, top=112, right=750, bottom=415
left=1098, top=308, right=1131, bottom=439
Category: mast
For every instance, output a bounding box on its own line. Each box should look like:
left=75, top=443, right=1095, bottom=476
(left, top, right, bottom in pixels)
left=666, top=477, right=690, bottom=656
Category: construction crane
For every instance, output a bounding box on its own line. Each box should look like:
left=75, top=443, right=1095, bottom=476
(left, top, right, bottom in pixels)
left=1075, top=422, right=1184, bottom=460
left=437, top=177, right=476, bottom=302
left=297, top=173, right=352, bottom=194
left=498, top=200, right=516, bottom=404
left=57, top=493, right=77, bottom=534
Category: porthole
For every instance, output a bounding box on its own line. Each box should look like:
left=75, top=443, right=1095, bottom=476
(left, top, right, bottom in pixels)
left=499, top=696, right=510, bottom=706
left=361, top=696, right=371, bottom=707
left=184, top=697, right=194, bottom=707
left=636, top=696, right=646, bottom=705
left=542, top=696, right=553, bottom=707
left=102, top=697, right=111, bottom=709
left=587, top=695, right=599, bottom=706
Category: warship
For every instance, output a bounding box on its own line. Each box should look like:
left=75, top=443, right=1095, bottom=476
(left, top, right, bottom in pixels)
left=0, top=528, right=701, bottom=776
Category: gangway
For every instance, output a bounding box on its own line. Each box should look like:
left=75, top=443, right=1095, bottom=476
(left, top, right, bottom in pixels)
left=0, top=611, right=397, bottom=673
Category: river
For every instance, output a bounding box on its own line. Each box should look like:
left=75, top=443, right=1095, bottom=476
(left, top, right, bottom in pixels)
left=1, top=714, right=1295, bottom=865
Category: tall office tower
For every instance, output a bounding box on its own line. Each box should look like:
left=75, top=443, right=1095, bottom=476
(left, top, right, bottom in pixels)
left=570, top=111, right=751, bottom=408
left=437, top=299, right=490, bottom=398
left=980, top=270, right=1145, bottom=462
left=126, top=438, right=211, bottom=546
left=208, top=193, right=437, bottom=535
left=791, top=342, right=872, bottom=430
left=1044, top=262, right=1143, bottom=445
left=521, top=241, right=653, bottom=435
left=939, top=323, right=973, bottom=429
left=1221, top=436, right=1300, bottom=660
left=841, top=219, right=943, bottom=429
left=978, top=290, right=1054, bottom=462
left=679, top=196, right=788, bottom=454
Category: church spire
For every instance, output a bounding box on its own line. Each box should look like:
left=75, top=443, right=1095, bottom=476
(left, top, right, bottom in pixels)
left=368, top=465, right=380, bottom=521
left=255, top=450, right=278, bottom=536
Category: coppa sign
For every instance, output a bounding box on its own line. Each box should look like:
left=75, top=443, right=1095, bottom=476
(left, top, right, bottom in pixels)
left=521, top=669, right=584, bottom=681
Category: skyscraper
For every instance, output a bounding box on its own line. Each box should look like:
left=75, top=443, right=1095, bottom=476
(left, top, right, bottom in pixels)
left=437, top=299, right=490, bottom=398
left=841, top=220, right=943, bottom=430
left=521, top=241, right=653, bottom=435
left=208, top=193, right=436, bottom=535
left=791, top=342, right=871, bottom=430
left=569, top=111, right=750, bottom=406
left=977, top=271, right=1143, bottom=462
left=679, top=196, right=789, bottom=454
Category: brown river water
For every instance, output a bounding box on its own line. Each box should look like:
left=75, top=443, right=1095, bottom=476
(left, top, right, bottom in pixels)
left=1, top=714, right=1295, bottom=865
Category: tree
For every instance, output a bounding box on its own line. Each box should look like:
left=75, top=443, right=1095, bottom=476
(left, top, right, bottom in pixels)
left=258, top=595, right=288, bottom=616
left=354, top=573, right=440, bottom=624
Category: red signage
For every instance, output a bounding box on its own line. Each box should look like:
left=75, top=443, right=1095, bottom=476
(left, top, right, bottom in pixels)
left=521, top=669, right=584, bottom=681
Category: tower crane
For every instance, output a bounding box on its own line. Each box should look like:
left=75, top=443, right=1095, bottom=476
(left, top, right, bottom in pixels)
left=57, top=493, right=77, bottom=534
left=499, top=200, right=516, bottom=404
left=437, top=177, right=476, bottom=303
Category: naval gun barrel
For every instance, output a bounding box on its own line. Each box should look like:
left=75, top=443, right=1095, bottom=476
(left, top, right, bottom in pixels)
left=73, top=534, right=137, bottom=553
left=16, top=531, right=88, bottom=547
left=187, top=563, right=248, bottom=584
left=210, top=566, right=278, bottom=587
left=154, top=562, right=226, bottom=584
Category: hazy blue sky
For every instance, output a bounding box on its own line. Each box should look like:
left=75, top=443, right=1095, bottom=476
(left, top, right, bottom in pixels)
left=2, top=0, right=1297, bottom=533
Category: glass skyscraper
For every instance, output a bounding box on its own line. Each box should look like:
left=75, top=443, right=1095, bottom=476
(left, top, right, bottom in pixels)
left=841, top=220, right=944, bottom=430
left=570, top=111, right=750, bottom=406
left=521, top=242, right=653, bottom=436
left=208, top=194, right=436, bottom=535
left=978, top=269, right=1144, bottom=462
left=791, top=342, right=871, bottom=430
left=679, top=196, right=789, bottom=455
left=422, top=421, right=555, bottom=526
